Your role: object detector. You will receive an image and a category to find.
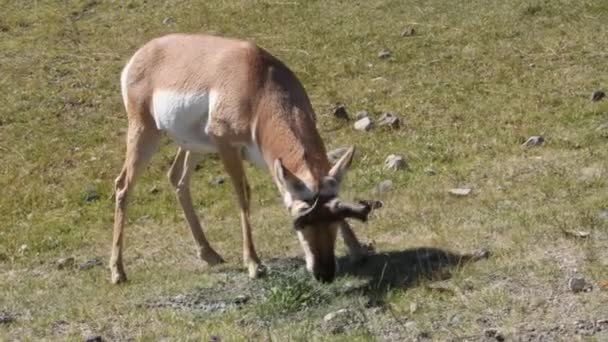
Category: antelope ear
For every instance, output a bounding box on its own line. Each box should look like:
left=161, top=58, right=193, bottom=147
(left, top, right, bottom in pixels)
left=328, top=146, right=355, bottom=185
left=274, top=159, right=313, bottom=204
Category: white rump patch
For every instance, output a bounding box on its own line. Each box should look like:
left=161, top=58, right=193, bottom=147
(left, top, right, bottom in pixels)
left=152, top=90, right=218, bottom=153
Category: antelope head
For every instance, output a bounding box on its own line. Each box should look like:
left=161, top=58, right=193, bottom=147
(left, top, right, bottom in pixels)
left=274, top=147, right=371, bottom=283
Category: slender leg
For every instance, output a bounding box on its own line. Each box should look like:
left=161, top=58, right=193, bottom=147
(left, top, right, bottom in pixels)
left=167, top=148, right=224, bottom=265
left=217, top=144, right=264, bottom=278
left=110, top=123, right=161, bottom=284
left=340, top=221, right=369, bottom=263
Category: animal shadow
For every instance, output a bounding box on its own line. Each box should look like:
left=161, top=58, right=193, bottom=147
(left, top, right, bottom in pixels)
left=338, top=247, right=489, bottom=298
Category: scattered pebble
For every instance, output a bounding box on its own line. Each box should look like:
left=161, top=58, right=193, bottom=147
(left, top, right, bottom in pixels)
left=485, top=328, right=505, bottom=341
left=322, top=308, right=361, bottom=334
left=384, top=155, right=408, bottom=171
left=355, top=110, right=369, bottom=120
left=211, top=176, right=225, bottom=187
left=424, top=168, right=436, bottom=176
left=323, top=308, right=351, bottom=322
left=332, top=104, right=350, bottom=120
left=0, top=311, right=14, bottom=324
left=57, top=257, right=75, bottom=270
left=562, top=229, right=590, bottom=239
left=378, top=49, right=391, bottom=59
left=373, top=179, right=393, bottom=194
left=401, top=27, right=416, bottom=37
left=448, top=188, right=472, bottom=197
left=149, top=186, right=160, bottom=194
left=79, top=257, right=103, bottom=271
left=409, top=302, right=418, bottom=314
left=591, top=90, right=605, bottom=102
left=568, top=277, right=588, bottom=293
left=162, top=17, right=174, bottom=25
left=85, top=335, right=103, bottom=342
left=327, top=147, right=349, bottom=164
left=522, top=136, right=544, bottom=148
left=354, top=117, right=373, bottom=131
left=377, top=112, right=400, bottom=129
left=83, top=186, right=100, bottom=203
left=18, top=244, right=28, bottom=255
left=404, top=321, right=417, bottom=330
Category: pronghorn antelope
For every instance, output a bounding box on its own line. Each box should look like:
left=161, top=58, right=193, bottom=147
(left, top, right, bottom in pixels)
left=110, top=34, right=371, bottom=284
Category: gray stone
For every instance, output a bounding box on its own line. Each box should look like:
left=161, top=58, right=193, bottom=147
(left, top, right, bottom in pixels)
left=332, top=104, right=350, bottom=120
left=591, top=90, right=605, bottom=102
left=568, top=277, right=587, bottom=293
left=85, top=336, right=103, bottom=342
left=211, top=176, right=225, bottom=187
left=0, top=311, right=14, bottom=324
left=83, top=186, right=100, bottom=203
left=355, top=110, right=369, bottom=120
left=522, top=136, right=544, bottom=148
left=377, top=112, right=401, bottom=129
left=323, top=308, right=351, bottom=322
left=57, top=257, right=75, bottom=270
left=327, top=147, right=349, bottom=164
left=79, top=257, right=103, bottom=271
left=162, top=17, right=174, bottom=25
left=384, top=154, right=408, bottom=171
left=401, top=27, right=416, bottom=37
left=373, top=179, right=393, bottom=194
left=354, top=117, right=373, bottom=131
left=378, top=49, right=391, bottom=59
left=448, top=188, right=472, bottom=197
left=149, top=185, right=160, bottom=194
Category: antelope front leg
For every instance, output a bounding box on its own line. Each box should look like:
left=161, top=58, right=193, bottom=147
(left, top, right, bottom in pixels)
left=168, top=148, right=224, bottom=266
left=217, top=145, right=265, bottom=279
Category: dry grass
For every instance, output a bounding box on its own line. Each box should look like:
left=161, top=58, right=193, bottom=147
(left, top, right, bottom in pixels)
left=1, top=0, right=608, bottom=340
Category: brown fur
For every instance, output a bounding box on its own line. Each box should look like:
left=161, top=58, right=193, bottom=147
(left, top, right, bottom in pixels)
left=109, top=34, right=365, bottom=284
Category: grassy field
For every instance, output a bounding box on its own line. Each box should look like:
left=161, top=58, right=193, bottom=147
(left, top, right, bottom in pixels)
left=1, top=0, right=608, bottom=340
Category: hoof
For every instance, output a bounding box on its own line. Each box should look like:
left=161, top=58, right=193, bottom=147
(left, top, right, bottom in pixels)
left=200, top=249, right=225, bottom=266
left=247, top=262, right=267, bottom=279
left=110, top=268, right=127, bottom=284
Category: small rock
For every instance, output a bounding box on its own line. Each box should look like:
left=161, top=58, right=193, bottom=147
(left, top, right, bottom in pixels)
left=233, top=295, right=249, bottom=305
left=79, top=257, right=103, bottom=271
left=162, top=17, right=174, bottom=25
left=210, top=176, right=225, bottom=187
left=323, top=308, right=350, bottom=322
left=18, top=244, right=28, bottom=254
left=355, top=110, right=369, bottom=120
left=0, top=311, right=15, bottom=324
left=409, top=302, right=418, bottom=314
left=83, top=187, right=100, bottom=203
left=591, top=90, right=605, bottom=102
left=470, top=248, right=491, bottom=260
left=521, top=136, right=544, bottom=148
left=598, top=209, right=608, bottom=222
left=85, top=336, right=103, bottom=342
left=327, top=147, right=349, bottom=164
left=377, top=112, right=401, bottom=129
left=424, top=168, right=436, bottom=176
left=448, top=188, right=472, bottom=197
left=401, top=27, right=416, bottom=37
left=485, top=328, right=505, bottom=341
left=354, top=117, right=373, bottom=131
left=568, top=277, right=588, bottom=293
left=57, top=257, right=75, bottom=270
left=384, top=154, right=408, bottom=171
left=149, top=186, right=160, bottom=194
left=404, top=321, right=417, bottom=330
left=562, top=229, right=590, bottom=239
left=373, top=179, right=393, bottom=194
left=332, top=104, right=350, bottom=120
left=209, top=336, right=221, bottom=342
left=378, top=49, right=391, bottom=59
